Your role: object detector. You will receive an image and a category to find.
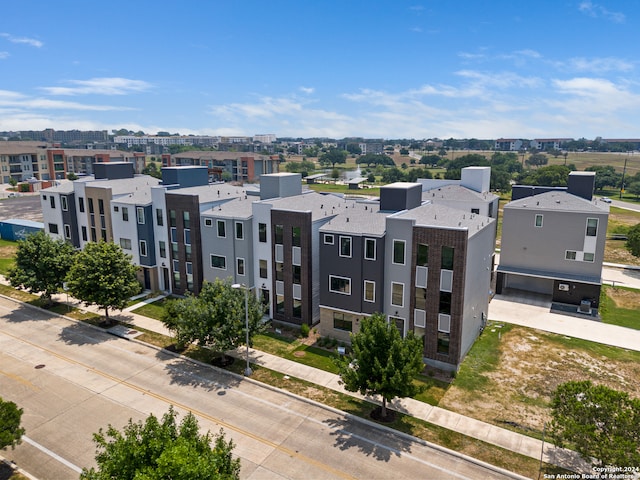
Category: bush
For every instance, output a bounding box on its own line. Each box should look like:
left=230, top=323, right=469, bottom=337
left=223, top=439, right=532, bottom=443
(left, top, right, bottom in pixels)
left=300, top=323, right=310, bottom=338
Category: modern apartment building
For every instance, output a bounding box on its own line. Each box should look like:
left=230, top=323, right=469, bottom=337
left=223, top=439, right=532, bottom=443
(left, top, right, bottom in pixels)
left=41, top=166, right=505, bottom=370
left=0, top=141, right=51, bottom=182
left=497, top=172, right=609, bottom=312
left=163, top=151, right=279, bottom=183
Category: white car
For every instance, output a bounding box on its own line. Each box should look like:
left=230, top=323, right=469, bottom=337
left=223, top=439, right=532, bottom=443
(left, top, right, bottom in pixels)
left=601, top=197, right=612, bottom=203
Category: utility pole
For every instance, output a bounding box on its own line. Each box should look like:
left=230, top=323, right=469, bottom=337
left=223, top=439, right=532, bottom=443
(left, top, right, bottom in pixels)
left=620, top=156, right=628, bottom=200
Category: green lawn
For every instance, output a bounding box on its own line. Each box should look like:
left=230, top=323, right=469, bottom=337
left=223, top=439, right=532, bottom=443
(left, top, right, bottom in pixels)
left=599, top=285, right=640, bottom=330
left=131, top=298, right=170, bottom=320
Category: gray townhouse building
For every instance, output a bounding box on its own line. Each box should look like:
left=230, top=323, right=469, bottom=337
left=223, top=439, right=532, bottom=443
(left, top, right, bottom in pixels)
left=497, top=171, right=609, bottom=313
left=40, top=165, right=501, bottom=370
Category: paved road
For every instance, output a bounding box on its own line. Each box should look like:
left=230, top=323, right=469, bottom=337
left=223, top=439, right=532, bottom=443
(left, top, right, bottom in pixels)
left=0, top=194, right=43, bottom=222
left=0, top=298, right=524, bottom=480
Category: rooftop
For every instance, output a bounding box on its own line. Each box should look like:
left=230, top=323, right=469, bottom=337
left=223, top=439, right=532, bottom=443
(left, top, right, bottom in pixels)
left=393, top=203, right=494, bottom=237
left=201, top=196, right=254, bottom=219
left=85, top=175, right=161, bottom=196
left=505, top=191, right=610, bottom=213
left=320, top=201, right=388, bottom=236
left=422, top=184, right=498, bottom=203
left=264, top=191, right=349, bottom=222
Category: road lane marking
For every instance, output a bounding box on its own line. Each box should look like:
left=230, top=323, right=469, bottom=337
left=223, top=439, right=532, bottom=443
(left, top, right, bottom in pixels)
left=0, top=328, right=357, bottom=480
left=22, top=436, right=82, bottom=474
left=0, top=369, right=38, bottom=390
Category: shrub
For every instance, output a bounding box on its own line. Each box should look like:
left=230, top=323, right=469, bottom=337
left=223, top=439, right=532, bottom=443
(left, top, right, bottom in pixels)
left=300, top=323, right=310, bottom=338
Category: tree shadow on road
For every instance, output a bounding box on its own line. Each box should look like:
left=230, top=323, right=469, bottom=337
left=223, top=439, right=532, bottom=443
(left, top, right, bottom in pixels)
left=58, top=321, right=115, bottom=346
left=3, top=302, right=52, bottom=323
left=322, top=414, right=413, bottom=463
left=158, top=353, right=242, bottom=394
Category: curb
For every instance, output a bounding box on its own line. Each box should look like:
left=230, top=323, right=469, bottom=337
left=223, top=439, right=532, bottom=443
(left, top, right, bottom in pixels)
left=0, top=455, right=39, bottom=480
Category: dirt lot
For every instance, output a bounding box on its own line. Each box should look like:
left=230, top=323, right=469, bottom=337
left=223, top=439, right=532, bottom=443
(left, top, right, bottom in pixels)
left=439, top=323, right=640, bottom=435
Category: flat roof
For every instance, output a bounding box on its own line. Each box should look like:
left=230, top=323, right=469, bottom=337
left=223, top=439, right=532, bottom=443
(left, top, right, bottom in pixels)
left=505, top=191, right=609, bottom=213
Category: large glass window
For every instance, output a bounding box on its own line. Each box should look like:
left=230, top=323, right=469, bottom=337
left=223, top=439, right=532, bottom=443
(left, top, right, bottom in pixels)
left=292, top=226, right=301, bottom=247
left=415, top=287, right=427, bottom=311
left=169, top=210, right=176, bottom=227
left=441, top=246, right=454, bottom=270
left=137, top=207, right=145, bottom=224
left=78, top=197, right=85, bottom=213
left=258, top=223, right=267, bottom=242
left=275, top=224, right=284, bottom=244
left=275, top=262, right=284, bottom=281
left=211, top=255, right=226, bottom=269
left=61, top=196, right=68, bottom=211
left=217, top=220, right=226, bottom=238
left=364, top=238, right=376, bottom=260
left=293, top=265, right=301, bottom=284
left=391, top=282, right=404, bottom=307
left=259, top=259, right=268, bottom=278
left=329, top=275, right=351, bottom=295
left=139, top=240, right=147, bottom=257
left=393, top=240, right=405, bottom=265
left=439, top=292, right=452, bottom=315
left=340, top=236, right=351, bottom=257
left=183, top=211, right=190, bottom=229
left=586, top=218, right=598, bottom=237
left=159, top=241, right=166, bottom=258
left=333, top=312, right=352, bottom=331
left=235, top=222, right=244, bottom=240
left=417, top=243, right=429, bottom=266
left=364, top=280, right=375, bottom=302
left=237, top=258, right=245, bottom=275
left=119, top=238, right=132, bottom=250
left=122, top=207, right=129, bottom=222
left=156, top=208, right=164, bottom=226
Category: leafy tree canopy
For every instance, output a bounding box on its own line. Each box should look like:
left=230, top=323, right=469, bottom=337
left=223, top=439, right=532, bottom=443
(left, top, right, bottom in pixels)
left=356, top=153, right=394, bottom=167
left=585, top=165, right=622, bottom=192
left=318, top=147, right=347, bottom=167
left=80, top=407, right=240, bottom=480
left=0, top=397, right=25, bottom=450
left=66, top=241, right=140, bottom=323
left=336, top=313, right=424, bottom=419
left=626, top=223, right=640, bottom=257
left=550, top=381, right=640, bottom=468
left=525, top=153, right=549, bottom=168
left=162, top=279, right=265, bottom=360
left=419, top=154, right=441, bottom=166
left=8, top=230, right=75, bottom=305
left=516, top=164, right=572, bottom=187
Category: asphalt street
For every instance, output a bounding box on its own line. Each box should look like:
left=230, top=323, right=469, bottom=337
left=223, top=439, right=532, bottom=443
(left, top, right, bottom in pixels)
left=0, top=297, right=524, bottom=480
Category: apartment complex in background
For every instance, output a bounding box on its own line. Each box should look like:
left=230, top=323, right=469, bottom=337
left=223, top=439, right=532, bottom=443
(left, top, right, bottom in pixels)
left=40, top=165, right=498, bottom=370
left=497, top=171, right=609, bottom=314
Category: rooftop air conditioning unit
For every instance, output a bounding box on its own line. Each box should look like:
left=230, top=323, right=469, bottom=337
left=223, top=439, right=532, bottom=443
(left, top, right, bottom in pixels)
left=558, top=283, right=569, bottom=291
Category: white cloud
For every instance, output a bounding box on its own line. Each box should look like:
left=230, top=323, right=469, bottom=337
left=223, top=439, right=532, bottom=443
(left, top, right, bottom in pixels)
left=0, top=51, right=9, bottom=59
left=564, top=57, right=634, bottom=73
left=299, top=86, right=315, bottom=94
left=40, top=77, right=153, bottom=96
left=0, top=33, right=43, bottom=48
left=578, top=2, right=625, bottom=23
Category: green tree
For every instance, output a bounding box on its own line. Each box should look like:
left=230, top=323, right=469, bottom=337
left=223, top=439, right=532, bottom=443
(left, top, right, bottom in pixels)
left=8, top=230, right=75, bottom=306
left=626, top=223, right=640, bottom=257
left=0, top=397, right=25, bottom=450
left=517, top=165, right=571, bottom=187
left=346, top=143, right=362, bottom=155
left=419, top=154, right=441, bottom=166
left=142, top=162, right=162, bottom=179
left=550, top=381, right=640, bottom=468
left=8, top=177, right=17, bottom=187
left=66, top=241, right=140, bottom=324
left=319, top=147, right=347, bottom=167
left=525, top=153, right=549, bottom=168
left=162, top=279, right=265, bottom=362
left=336, top=313, right=424, bottom=421
left=80, top=407, right=240, bottom=480
left=67, top=172, right=79, bottom=181
left=585, top=165, right=622, bottom=192
left=627, top=182, right=640, bottom=199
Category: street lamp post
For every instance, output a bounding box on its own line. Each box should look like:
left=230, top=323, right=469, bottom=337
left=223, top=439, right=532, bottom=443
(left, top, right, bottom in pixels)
left=232, top=283, right=253, bottom=376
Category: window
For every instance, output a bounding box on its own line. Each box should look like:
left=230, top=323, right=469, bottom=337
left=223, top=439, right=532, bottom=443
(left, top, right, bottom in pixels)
left=98, top=199, right=104, bottom=215
left=204, top=218, right=213, bottom=227
left=535, top=214, right=543, bottom=228
left=259, top=259, right=268, bottom=278
left=120, top=238, right=132, bottom=250
left=329, top=275, right=351, bottom=295
left=122, top=207, right=129, bottom=222
left=78, top=197, right=85, bottom=213
left=333, top=312, right=352, bottom=332
left=50, top=196, right=55, bottom=209
left=415, top=287, right=427, bottom=310
left=391, top=282, right=404, bottom=307
left=159, top=241, right=166, bottom=258
left=184, top=229, right=191, bottom=245
left=439, top=292, right=452, bottom=315
left=441, top=246, right=454, bottom=270
left=139, top=240, right=147, bottom=257
left=258, top=223, right=267, bottom=242
left=274, top=224, right=284, bottom=244
left=137, top=207, right=145, bottom=224
left=237, top=258, right=245, bottom=275
left=339, top=236, right=352, bottom=257
left=586, top=218, right=598, bottom=237
left=170, top=227, right=177, bottom=243
left=292, top=226, right=301, bottom=247
left=389, top=316, right=404, bottom=337
left=364, top=280, right=375, bottom=302
left=276, top=295, right=285, bottom=314
left=113, top=206, right=119, bottom=212
left=235, top=222, right=244, bottom=240
left=565, top=250, right=577, bottom=261
left=64, top=224, right=71, bottom=239
left=156, top=208, right=164, bottom=226
left=217, top=220, right=226, bottom=238
left=364, top=238, right=376, bottom=260
left=173, top=260, right=180, bottom=272
left=393, top=240, right=405, bottom=265
left=292, top=299, right=302, bottom=318
left=324, top=234, right=334, bottom=245
left=61, top=196, right=68, bottom=211
left=584, top=252, right=595, bottom=262
left=183, top=211, right=190, bottom=229
left=88, top=198, right=94, bottom=214
left=471, top=208, right=480, bottom=214
left=417, top=243, right=429, bottom=266
left=211, top=255, right=226, bottom=269
left=48, top=223, right=58, bottom=234
left=293, top=265, right=301, bottom=284
left=169, top=210, right=176, bottom=227
left=81, top=226, right=87, bottom=241
left=275, top=262, right=284, bottom=281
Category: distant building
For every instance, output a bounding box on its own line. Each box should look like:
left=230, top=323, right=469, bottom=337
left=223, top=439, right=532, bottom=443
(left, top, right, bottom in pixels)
left=494, top=139, right=524, bottom=151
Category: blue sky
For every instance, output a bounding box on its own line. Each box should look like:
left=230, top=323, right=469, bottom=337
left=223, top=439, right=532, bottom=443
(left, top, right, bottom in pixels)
left=1, top=1, right=638, bottom=139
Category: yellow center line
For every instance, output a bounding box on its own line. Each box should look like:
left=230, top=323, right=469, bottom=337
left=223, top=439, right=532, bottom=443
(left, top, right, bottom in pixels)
left=0, top=368, right=39, bottom=391
left=0, top=329, right=357, bottom=480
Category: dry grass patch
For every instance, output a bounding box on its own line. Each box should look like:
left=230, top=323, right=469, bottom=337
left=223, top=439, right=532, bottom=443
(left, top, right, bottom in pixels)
left=606, top=286, right=640, bottom=309
left=440, top=325, right=640, bottom=437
